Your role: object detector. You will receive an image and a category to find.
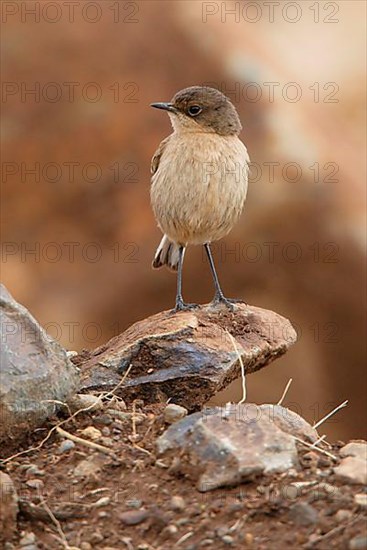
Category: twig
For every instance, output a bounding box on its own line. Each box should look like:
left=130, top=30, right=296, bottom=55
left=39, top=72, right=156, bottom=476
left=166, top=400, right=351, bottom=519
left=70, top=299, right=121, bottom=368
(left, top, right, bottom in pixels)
left=313, top=400, right=348, bottom=429
left=303, top=514, right=361, bottom=548
left=277, top=378, right=293, bottom=406
left=226, top=331, right=246, bottom=404
left=2, top=365, right=132, bottom=464
left=39, top=495, right=71, bottom=549
left=292, top=435, right=337, bottom=460
left=56, top=426, right=118, bottom=458
left=175, top=531, right=193, bottom=546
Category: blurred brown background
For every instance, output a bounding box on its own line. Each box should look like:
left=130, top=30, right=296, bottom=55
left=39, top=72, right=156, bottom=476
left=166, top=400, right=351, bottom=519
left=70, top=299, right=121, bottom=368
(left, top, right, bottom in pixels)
left=1, top=1, right=366, bottom=440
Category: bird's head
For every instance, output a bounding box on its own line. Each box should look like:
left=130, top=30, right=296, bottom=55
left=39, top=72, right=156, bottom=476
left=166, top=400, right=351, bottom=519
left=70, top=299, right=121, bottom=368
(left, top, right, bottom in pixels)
left=151, top=86, right=242, bottom=136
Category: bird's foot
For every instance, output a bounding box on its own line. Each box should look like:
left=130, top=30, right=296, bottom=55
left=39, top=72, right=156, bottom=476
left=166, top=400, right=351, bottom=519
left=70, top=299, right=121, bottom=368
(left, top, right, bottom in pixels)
left=171, top=297, right=199, bottom=313
left=209, top=294, right=246, bottom=311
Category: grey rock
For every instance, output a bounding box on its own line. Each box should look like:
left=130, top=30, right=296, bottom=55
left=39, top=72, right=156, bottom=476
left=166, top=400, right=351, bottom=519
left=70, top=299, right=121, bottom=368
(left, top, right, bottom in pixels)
left=57, top=439, right=75, bottom=453
left=349, top=536, right=367, bottom=550
left=354, top=493, right=367, bottom=508
left=67, top=393, right=102, bottom=413
left=164, top=403, right=188, bottom=424
left=0, top=471, right=18, bottom=541
left=289, top=502, right=318, bottom=526
left=340, top=441, right=367, bottom=461
left=119, top=509, right=150, bottom=525
left=334, top=456, right=367, bottom=485
left=79, top=304, right=297, bottom=409
left=19, top=532, right=36, bottom=547
left=170, top=495, right=185, bottom=511
left=0, top=284, right=79, bottom=444
left=259, top=404, right=319, bottom=442
left=157, top=403, right=299, bottom=492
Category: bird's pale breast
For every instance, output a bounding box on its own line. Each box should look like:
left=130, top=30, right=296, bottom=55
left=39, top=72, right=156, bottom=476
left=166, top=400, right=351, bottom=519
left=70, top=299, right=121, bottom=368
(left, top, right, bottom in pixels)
left=151, top=132, right=249, bottom=245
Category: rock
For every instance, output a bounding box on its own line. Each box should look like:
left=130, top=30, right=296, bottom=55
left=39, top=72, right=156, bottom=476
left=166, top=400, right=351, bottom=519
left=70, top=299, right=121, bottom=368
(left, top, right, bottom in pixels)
left=289, top=502, right=318, bottom=526
left=258, top=404, right=319, bottom=443
left=19, top=532, right=36, bottom=547
left=170, top=495, right=185, bottom=511
left=25, top=479, right=44, bottom=490
left=334, top=456, right=367, bottom=485
left=157, top=403, right=299, bottom=492
left=73, top=455, right=105, bottom=478
left=119, top=509, right=150, bottom=525
left=67, top=393, right=102, bottom=413
left=78, top=304, right=296, bottom=409
left=340, top=441, right=367, bottom=461
left=57, top=439, right=75, bottom=453
left=0, top=284, right=79, bottom=444
left=222, top=535, right=234, bottom=545
left=349, top=536, right=367, bottom=550
left=354, top=494, right=367, bottom=508
left=164, top=404, right=188, bottom=424
left=0, top=471, right=18, bottom=541
left=80, top=426, right=102, bottom=440
left=335, top=509, right=353, bottom=522
left=93, top=496, right=110, bottom=508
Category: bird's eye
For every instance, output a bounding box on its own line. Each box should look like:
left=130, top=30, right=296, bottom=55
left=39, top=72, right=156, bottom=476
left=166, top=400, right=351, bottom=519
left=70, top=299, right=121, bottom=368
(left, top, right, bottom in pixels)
left=188, top=105, right=202, bottom=116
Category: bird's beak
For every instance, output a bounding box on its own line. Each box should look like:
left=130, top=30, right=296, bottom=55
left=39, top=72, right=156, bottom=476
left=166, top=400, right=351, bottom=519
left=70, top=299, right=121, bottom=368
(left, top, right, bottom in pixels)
left=150, top=102, right=177, bottom=113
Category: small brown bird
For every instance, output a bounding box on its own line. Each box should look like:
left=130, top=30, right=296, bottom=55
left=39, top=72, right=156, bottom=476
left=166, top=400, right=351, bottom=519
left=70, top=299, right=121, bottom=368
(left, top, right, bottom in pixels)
left=150, top=86, right=250, bottom=311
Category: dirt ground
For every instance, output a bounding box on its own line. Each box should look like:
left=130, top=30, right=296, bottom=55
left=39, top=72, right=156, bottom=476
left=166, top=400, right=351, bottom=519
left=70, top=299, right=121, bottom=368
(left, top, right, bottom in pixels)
left=1, top=398, right=366, bottom=550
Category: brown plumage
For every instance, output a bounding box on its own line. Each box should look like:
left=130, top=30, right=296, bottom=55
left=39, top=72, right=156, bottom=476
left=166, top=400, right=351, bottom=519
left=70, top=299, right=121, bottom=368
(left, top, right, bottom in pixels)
left=150, top=86, right=250, bottom=310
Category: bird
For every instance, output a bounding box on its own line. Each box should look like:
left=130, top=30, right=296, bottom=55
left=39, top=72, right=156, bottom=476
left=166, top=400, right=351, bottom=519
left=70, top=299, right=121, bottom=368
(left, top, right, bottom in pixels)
left=150, top=86, right=250, bottom=312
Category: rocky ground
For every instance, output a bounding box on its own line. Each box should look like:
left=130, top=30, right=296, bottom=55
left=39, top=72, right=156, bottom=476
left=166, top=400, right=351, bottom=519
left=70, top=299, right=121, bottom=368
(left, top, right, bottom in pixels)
left=1, top=284, right=366, bottom=549
left=1, top=397, right=366, bottom=550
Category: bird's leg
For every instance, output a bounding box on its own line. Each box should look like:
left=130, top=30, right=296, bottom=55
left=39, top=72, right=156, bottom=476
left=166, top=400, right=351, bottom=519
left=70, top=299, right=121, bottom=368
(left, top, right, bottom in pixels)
left=204, top=243, right=245, bottom=309
left=173, top=246, right=198, bottom=312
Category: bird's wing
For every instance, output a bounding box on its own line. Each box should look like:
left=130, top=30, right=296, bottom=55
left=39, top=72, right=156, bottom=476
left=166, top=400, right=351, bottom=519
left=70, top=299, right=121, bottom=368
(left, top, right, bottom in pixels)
left=151, top=136, right=171, bottom=175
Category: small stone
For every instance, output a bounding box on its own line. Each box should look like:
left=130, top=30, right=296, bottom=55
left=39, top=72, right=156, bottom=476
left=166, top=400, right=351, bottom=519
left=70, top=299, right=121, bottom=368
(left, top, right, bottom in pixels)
left=25, top=479, right=44, bottom=490
left=0, top=471, right=18, bottom=540
left=67, top=393, right=102, bottom=413
left=164, top=404, right=188, bottom=424
left=355, top=493, right=367, bottom=508
left=119, top=509, right=150, bottom=525
left=349, top=536, right=367, bottom=550
left=170, top=495, right=185, bottom=511
left=25, top=465, right=43, bottom=477
left=335, top=509, right=353, bottom=522
left=334, top=456, right=367, bottom=485
left=200, top=540, right=214, bottom=547
left=19, top=532, right=36, bottom=546
left=94, top=496, right=110, bottom=508
left=244, top=533, right=254, bottom=545
left=80, top=543, right=92, bottom=550
left=58, top=439, right=75, bottom=453
left=340, top=441, right=367, bottom=461
left=102, top=427, right=111, bottom=436
left=80, top=426, right=102, bottom=440
left=73, top=456, right=104, bottom=478
left=222, top=535, right=234, bottom=545
left=164, top=524, right=178, bottom=536
left=289, top=502, right=318, bottom=526
left=126, top=498, right=143, bottom=509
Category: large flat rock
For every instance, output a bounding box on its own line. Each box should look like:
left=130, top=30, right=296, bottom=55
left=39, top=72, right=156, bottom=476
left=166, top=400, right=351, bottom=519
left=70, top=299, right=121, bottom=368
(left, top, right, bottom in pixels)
left=0, top=284, right=79, bottom=443
left=78, top=303, right=297, bottom=408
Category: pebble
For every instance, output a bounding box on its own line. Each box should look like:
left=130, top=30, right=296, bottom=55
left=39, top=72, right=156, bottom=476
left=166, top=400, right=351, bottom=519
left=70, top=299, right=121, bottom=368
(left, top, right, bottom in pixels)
left=94, top=496, right=110, bottom=508
left=289, top=502, right=318, bottom=526
left=126, top=498, right=143, bottom=509
left=19, top=532, right=36, bottom=547
left=58, top=439, right=75, bottom=453
left=349, top=536, right=367, bottom=550
left=244, top=533, right=254, bottom=545
left=163, top=403, right=188, bottom=424
left=25, top=465, right=44, bottom=477
left=222, top=535, right=234, bottom=545
left=67, top=393, right=102, bottom=413
left=334, top=456, right=367, bottom=485
left=119, top=509, right=150, bottom=525
left=164, top=524, right=178, bottom=536
left=170, top=495, right=185, bottom=511
left=80, top=543, right=92, bottom=550
left=25, top=479, right=44, bottom=490
left=200, top=540, right=214, bottom=547
left=355, top=493, right=367, bottom=508
left=80, top=426, right=102, bottom=440
left=335, top=509, right=353, bottom=522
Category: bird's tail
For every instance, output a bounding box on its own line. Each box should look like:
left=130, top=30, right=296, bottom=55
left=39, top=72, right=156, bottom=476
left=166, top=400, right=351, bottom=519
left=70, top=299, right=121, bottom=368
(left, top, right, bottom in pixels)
left=152, top=235, right=180, bottom=271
